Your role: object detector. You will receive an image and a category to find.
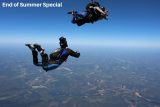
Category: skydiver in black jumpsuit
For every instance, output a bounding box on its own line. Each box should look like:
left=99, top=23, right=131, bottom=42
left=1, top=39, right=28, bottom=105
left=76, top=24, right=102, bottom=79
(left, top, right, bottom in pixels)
left=26, top=37, right=80, bottom=72
left=68, top=1, right=107, bottom=26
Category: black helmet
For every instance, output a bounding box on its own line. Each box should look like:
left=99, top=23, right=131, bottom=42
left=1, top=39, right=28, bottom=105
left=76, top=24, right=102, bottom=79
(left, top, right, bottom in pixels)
left=59, top=36, right=68, bottom=48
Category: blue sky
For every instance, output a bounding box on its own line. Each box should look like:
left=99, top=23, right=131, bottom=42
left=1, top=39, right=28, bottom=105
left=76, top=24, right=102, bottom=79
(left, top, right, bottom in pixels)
left=0, top=0, right=160, bottom=47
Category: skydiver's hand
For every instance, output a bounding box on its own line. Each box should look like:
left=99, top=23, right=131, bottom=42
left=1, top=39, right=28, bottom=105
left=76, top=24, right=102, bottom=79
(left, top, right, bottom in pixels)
left=101, top=13, right=107, bottom=17
left=76, top=52, right=80, bottom=58
left=89, top=6, right=94, bottom=9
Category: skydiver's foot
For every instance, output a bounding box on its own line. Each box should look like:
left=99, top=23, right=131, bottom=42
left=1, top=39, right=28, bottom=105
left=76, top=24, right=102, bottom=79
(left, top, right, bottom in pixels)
left=67, top=11, right=72, bottom=14
left=25, top=44, right=35, bottom=51
left=67, top=11, right=77, bottom=14
left=33, top=44, right=45, bottom=54
left=67, top=11, right=77, bottom=16
left=38, top=48, right=45, bottom=55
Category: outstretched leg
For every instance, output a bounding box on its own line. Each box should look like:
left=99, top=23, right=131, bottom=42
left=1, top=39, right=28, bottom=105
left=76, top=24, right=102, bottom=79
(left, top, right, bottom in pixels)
left=32, top=44, right=49, bottom=66
left=32, top=50, right=39, bottom=65
left=26, top=44, right=42, bottom=66
left=26, top=44, right=59, bottom=72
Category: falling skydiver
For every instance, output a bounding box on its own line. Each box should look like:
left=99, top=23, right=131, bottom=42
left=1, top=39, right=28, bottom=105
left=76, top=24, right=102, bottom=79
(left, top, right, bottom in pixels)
left=25, top=37, right=80, bottom=72
left=68, top=0, right=108, bottom=26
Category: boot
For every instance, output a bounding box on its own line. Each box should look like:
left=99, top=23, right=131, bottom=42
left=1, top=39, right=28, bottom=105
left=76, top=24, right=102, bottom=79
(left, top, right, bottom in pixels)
left=34, top=44, right=45, bottom=54
left=25, top=44, right=35, bottom=51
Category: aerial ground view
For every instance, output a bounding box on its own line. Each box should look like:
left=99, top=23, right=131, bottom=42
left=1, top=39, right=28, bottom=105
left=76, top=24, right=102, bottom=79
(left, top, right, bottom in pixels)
left=0, top=0, right=160, bottom=107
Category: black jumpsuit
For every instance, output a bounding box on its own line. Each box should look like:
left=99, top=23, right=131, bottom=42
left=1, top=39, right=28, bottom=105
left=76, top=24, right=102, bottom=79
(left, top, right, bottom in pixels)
left=32, top=48, right=80, bottom=71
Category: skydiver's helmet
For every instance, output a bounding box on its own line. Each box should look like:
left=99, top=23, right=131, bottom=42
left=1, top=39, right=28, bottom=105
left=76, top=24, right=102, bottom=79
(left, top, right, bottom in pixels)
left=59, top=37, right=68, bottom=48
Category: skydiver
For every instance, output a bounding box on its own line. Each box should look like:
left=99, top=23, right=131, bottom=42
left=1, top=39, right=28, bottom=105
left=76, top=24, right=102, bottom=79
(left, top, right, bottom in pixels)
left=25, top=37, right=80, bottom=72
left=68, top=1, right=108, bottom=26
left=85, top=1, right=108, bottom=21
left=86, top=1, right=106, bottom=16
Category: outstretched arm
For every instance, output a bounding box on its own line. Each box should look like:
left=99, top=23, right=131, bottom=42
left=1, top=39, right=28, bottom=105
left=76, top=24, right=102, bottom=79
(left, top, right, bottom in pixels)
left=90, top=6, right=106, bottom=15
left=67, top=48, right=80, bottom=58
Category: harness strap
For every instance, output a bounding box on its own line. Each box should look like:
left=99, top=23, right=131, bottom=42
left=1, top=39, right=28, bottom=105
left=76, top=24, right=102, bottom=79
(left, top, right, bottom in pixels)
left=59, top=49, right=68, bottom=58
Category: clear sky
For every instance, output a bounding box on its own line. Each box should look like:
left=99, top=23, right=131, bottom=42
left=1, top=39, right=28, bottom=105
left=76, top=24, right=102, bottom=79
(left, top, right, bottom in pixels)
left=0, top=0, right=160, bottom=48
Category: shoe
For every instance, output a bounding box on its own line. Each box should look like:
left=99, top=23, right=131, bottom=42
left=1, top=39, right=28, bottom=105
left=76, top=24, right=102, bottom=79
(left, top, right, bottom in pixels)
left=25, top=44, right=35, bottom=50
left=67, top=11, right=77, bottom=15
left=33, top=44, right=45, bottom=53
left=67, top=11, right=72, bottom=14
